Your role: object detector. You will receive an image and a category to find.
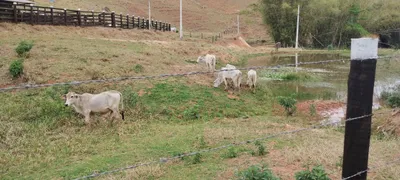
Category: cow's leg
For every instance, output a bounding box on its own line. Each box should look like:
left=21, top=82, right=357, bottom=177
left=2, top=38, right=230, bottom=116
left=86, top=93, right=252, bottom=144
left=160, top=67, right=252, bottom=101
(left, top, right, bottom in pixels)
left=83, top=110, right=91, bottom=125
left=101, top=110, right=112, bottom=122
left=223, top=78, right=228, bottom=90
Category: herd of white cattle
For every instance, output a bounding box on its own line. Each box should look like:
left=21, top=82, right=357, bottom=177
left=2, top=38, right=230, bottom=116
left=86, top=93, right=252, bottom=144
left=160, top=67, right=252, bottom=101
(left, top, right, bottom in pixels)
left=63, top=54, right=257, bottom=124
left=196, top=54, right=257, bottom=92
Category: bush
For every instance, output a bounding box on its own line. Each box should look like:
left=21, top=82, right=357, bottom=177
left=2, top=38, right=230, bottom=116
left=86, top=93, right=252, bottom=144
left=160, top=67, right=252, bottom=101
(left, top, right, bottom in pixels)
left=295, top=165, right=330, bottom=180
left=15, top=40, right=34, bottom=57
left=236, top=165, right=280, bottom=180
left=380, top=86, right=400, bottom=108
left=133, top=64, right=144, bottom=73
left=277, top=95, right=297, bottom=116
left=309, top=104, right=316, bottom=116
left=222, top=147, right=238, bottom=159
left=191, top=153, right=202, bottom=164
left=254, top=141, right=267, bottom=156
left=9, top=59, right=24, bottom=78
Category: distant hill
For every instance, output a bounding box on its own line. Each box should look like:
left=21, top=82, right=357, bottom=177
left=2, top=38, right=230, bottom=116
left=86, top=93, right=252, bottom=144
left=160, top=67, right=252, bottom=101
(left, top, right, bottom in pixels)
left=32, top=0, right=272, bottom=42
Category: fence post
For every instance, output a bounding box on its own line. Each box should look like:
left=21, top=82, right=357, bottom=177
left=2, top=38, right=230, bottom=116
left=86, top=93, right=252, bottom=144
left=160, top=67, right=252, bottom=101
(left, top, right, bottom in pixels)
left=64, top=8, right=67, bottom=25
left=49, top=6, right=54, bottom=24
left=102, top=11, right=106, bottom=26
left=126, top=14, right=129, bottom=29
left=77, top=9, right=81, bottom=26
left=147, top=19, right=150, bottom=29
left=91, top=10, right=95, bottom=26
left=132, top=15, right=135, bottom=29
left=155, top=20, right=158, bottom=31
left=341, top=38, right=378, bottom=180
left=119, top=13, right=123, bottom=28
left=30, top=4, right=33, bottom=25
left=142, top=18, right=145, bottom=29
left=13, top=2, right=17, bottom=23
left=111, top=11, right=116, bottom=28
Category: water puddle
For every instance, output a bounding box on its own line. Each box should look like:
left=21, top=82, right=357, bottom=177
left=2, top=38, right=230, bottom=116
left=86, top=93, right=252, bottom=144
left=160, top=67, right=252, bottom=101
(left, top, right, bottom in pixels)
left=247, top=53, right=400, bottom=125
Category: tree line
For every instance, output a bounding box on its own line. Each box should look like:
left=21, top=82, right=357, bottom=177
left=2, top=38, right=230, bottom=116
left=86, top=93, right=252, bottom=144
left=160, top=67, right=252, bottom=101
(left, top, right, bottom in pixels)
left=260, top=0, right=400, bottom=48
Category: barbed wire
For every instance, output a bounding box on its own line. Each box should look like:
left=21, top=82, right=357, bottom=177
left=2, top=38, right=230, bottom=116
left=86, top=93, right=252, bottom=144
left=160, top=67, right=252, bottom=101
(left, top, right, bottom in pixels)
left=73, top=114, right=372, bottom=180
left=342, top=157, right=400, bottom=180
left=0, top=55, right=398, bottom=93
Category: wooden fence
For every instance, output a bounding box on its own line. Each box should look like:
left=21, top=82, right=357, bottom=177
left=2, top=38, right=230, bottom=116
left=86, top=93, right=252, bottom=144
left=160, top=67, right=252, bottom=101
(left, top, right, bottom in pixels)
left=0, top=2, right=171, bottom=31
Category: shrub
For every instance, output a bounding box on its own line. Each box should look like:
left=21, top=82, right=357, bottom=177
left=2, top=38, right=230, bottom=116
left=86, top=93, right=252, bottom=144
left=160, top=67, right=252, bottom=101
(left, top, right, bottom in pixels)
left=15, top=40, right=34, bottom=57
left=133, top=64, right=144, bottom=73
left=222, top=147, right=238, bottom=159
left=380, top=86, right=400, bottom=108
left=254, top=141, right=267, bottom=156
left=191, top=153, right=202, bottom=164
left=309, top=104, right=316, bottom=116
left=236, top=165, right=280, bottom=180
left=9, top=59, right=24, bottom=78
left=295, top=165, right=330, bottom=180
left=277, top=95, right=297, bottom=116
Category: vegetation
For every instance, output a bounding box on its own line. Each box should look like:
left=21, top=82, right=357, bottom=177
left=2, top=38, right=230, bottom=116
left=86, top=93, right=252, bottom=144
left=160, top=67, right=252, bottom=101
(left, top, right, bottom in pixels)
left=222, top=147, right=238, bottom=159
left=261, top=0, right=400, bottom=48
left=295, top=165, right=331, bottom=180
left=277, top=95, right=297, bottom=116
left=380, top=85, right=400, bottom=108
left=236, top=165, right=280, bottom=180
left=15, top=40, right=34, bottom=57
left=133, top=64, right=144, bottom=73
left=254, top=140, right=267, bottom=156
left=309, top=104, right=317, bottom=116
left=9, top=59, right=24, bottom=78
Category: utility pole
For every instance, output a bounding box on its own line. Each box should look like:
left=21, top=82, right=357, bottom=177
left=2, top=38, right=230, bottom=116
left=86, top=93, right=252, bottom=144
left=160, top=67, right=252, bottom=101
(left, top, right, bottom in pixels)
left=180, top=0, right=183, bottom=40
left=295, top=5, right=300, bottom=49
left=148, top=0, right=151, bottom=29
left=237, top=14, right=240, bottom=36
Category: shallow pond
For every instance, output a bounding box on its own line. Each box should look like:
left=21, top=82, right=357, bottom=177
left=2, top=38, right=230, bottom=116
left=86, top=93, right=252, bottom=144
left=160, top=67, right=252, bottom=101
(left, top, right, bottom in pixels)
left=246, top=52, right=400, bottom=125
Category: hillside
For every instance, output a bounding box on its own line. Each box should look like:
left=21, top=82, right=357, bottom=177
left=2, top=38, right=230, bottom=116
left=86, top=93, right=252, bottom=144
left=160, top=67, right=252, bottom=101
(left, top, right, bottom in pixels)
left=31, top=0, right=272, bottom=43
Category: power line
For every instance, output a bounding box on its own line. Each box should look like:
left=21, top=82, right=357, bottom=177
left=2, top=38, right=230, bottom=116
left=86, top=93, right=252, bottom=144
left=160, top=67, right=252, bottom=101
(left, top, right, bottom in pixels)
left=73, top=114, right=372, bottom=180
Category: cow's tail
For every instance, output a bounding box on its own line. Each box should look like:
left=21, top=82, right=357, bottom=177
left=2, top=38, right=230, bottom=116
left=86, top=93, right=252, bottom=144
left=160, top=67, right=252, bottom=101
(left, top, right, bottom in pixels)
left=119, top=92, right=125, bottom=120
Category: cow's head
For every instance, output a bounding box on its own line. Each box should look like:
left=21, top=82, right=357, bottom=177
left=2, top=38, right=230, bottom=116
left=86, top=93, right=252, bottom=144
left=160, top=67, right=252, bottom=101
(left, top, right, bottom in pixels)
left=64, top=92, right=79, bottom=107
left=213, top=73, right=223, bottom=88
left=197, top=56, right=204, bottom=63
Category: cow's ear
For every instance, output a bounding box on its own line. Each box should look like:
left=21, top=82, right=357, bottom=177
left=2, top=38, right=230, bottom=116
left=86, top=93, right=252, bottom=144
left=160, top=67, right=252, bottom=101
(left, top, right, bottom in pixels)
left=61, top=95, right=66, bottom=100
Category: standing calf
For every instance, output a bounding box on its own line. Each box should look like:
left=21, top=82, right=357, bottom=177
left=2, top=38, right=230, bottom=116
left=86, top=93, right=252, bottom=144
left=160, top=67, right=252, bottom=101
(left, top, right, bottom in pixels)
left=247, top=69, right=257, bottom=91
left=64, top=90, right=124, bottom=124
left=197, top=54, right=217, bottom=72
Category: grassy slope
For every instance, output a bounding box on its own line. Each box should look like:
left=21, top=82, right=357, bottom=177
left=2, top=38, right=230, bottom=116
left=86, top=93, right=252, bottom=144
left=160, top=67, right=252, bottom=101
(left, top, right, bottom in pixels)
left=0, top=22, right=400, bottom=179
left=31, top=0, right=271, bottom=41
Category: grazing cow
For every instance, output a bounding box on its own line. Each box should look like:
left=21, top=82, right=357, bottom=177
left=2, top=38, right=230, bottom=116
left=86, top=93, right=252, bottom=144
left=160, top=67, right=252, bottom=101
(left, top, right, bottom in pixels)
left=197, top=54, right=216, bottom=72
left=214, top=67, right=242, bottom=92
left=247, top=69, right=257, bottom=91
left=63, top=90, right=124, bottom=124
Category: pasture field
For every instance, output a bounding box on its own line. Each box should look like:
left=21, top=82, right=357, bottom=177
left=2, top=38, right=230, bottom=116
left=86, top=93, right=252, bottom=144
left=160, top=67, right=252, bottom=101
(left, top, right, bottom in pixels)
left=1, top=23, right=400, bottom=180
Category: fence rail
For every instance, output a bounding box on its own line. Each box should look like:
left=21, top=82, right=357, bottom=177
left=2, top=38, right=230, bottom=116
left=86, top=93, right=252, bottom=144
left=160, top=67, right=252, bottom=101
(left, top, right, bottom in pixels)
left=0, top=2, right=171, bottom=31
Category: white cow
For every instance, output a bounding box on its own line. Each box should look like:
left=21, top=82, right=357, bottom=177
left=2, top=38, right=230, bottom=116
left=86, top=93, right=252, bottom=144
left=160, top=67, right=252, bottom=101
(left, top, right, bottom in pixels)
left=225, top=64, right=236, bottom=69
left=197, top=54, right=216, bottom=72
left=64, top=90, right=124, bottom=124
left=247, top=69, right=257, bottom=91
left=171, top=27, right=177, bottom=32
left=214, top=67, right=242, bottom=91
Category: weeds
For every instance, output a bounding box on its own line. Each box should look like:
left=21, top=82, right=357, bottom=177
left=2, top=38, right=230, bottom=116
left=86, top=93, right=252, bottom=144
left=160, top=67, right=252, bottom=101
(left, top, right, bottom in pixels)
left=9, top=59, right=24, bottom=78
left=277, top=95, right=297, bottom=116
left=236, top=165, right=280, bottom=180
left=309, top=104, right=316, bottom=116
left=15, top=40, right=34, bottom=57
left=295, top=165, right=330, bottom=180
left=254, top=141, right=267, bottom=156
left=222, top=147, right=238, bottom=159
left=380, top=85, right=400, bottom=108
left=133, top=64, right=144, bottom=73
left=191, top=153, right=202, bottom=164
